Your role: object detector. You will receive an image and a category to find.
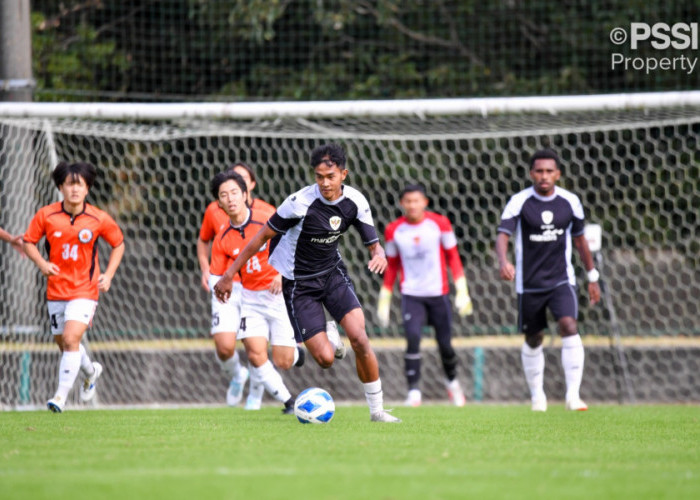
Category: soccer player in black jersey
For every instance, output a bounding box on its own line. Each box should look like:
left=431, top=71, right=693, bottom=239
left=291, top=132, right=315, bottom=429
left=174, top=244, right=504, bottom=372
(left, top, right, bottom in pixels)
left=496, top=148, right=601, bottom=412
left=215, top=143, right=400, bottom=423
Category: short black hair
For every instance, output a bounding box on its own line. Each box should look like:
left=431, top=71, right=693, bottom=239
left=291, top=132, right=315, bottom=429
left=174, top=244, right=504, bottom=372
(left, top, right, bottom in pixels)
left=229, top=162, right=256, bottom=184
left=399, top=183, right=427, bottom=200
left=310, top=143, right=346, bottom=169
left=529, top=148, right=561, bottom=171
left=51, top=162, right=97, bottom=189
left=210, top=170, right=248, bottom=200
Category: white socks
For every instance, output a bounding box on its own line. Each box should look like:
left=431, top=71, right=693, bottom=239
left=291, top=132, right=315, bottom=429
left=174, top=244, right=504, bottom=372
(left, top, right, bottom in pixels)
left=78, top=344, right=95, bottom=376
left=251, top=361, right=291, bottom=403
left=217, top=350, right=242, bottom=380
left=364, top=379, right=384, bottom=415
left=55, top=350, right=81, bottom=401
left=521, top=343, right=546, bottom=402
left=561, top=334, right=585, bottom=401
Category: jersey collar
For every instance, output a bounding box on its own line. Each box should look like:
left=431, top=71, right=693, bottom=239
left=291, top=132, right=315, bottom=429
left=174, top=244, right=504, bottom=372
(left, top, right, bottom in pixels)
left=61, top=201, right=87, bottom=223
left=530, top=185, right=559, bottom=202
left=229, top=208, right=251, bottom=230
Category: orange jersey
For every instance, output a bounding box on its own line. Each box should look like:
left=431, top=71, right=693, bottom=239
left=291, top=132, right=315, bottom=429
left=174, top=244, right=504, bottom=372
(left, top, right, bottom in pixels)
left=24, top=201, right=124, bottom=301
left=210, top=205, right=276, bottom=291
left=199, top=198, right=275, bottom=243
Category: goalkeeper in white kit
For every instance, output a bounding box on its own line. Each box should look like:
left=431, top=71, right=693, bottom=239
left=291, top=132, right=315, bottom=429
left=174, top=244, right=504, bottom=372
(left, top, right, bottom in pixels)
left=377, top=184, right=473, bottom=407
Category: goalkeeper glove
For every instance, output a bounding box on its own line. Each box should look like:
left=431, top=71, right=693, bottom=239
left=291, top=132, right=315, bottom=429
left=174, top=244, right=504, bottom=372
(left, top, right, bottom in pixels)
left=454, top=276, right=473, bottom=317
left=377, top=287, right=392, bottom=327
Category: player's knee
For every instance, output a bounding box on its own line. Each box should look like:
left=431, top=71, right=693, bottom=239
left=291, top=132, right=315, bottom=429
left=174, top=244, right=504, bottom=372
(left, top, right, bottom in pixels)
left=313, top=352, right=334, bottom=369
left=216, top=345, right=235, bottom=361
left=558, top=317, right=577, bottom=336
left=525, top=332, right=544, bottom=348
left=271, top=350, right=293, bottom=370
left=348, top=332, right=370, bottom=354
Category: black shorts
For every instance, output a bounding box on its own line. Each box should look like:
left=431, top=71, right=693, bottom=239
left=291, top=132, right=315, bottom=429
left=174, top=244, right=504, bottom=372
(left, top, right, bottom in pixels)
left=518, top=283, right=578, bottom=336
left=282, top=262, right=362, bottom=343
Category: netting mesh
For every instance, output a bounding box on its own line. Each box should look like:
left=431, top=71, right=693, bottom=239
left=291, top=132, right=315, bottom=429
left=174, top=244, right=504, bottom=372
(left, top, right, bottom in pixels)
left=1, top=107, right=699, bottom=408
left=29, top=0, right=700, bottom=101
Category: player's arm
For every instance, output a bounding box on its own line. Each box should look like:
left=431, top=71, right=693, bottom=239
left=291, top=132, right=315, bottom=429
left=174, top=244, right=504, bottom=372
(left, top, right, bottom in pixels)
left=573, top=234, right=601, bottom=305
left=445, top=246, right=473, bottom=316
left=377, top=246, right=399, bottom=328
left=214, top=223, right=278, bottom=303
left=98, top=241, right=125, bottom=293
left=366, top=242, right=387, bottom=274
left=196, top=237, right=212, bottom=291
left=23, top=241, right=59, bottom=277
left=495, top=232, right=515, bottom=281
left=0, top=227, right=25, bottom=256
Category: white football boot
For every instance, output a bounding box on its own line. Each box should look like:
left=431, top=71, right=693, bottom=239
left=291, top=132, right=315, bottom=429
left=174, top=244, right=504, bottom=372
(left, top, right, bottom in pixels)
left=47, top=396, right=65, bottom=413
left=531, top=398, right=548, bottom=412
left=370, top=410, right=402, bottom=423
left=80, top=362, right=103, bottom=402
left=446, top=379, right=466, bottom=407
left=244, top=379, right=264, bottom=410
left=226, top=366, right=249, bottom=406
left=404, top=389, right=422, bottom=407
left=565, top=398, right=588, bottom=411
left=326, top=321, right=347, bottom=360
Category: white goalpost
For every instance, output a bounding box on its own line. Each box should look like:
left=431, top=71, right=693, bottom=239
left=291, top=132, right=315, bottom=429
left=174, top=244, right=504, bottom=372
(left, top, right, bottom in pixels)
left=1, top=91, right=699, bottom=409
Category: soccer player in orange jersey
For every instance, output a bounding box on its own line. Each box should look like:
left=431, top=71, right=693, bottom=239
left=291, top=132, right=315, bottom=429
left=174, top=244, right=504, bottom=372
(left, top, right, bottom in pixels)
left=196, top=162, right=274, bottom=406
left=23, top=162, right=125, bottom=413
left=210, top=170, right=302, bottom=413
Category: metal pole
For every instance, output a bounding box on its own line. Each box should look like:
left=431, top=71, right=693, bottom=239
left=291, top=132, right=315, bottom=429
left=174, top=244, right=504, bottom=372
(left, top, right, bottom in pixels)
left=596, top=252, right=636, bottom=404
left=0, top=0, right=34, bottom=102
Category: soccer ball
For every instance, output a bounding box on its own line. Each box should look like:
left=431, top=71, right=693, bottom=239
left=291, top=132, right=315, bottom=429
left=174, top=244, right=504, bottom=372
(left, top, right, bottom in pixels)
left=294, top=387, right=335, bottom=424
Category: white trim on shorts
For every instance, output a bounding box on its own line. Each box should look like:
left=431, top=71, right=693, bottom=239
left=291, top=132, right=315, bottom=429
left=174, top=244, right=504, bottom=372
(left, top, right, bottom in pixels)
left=47, top=299, right=98, bottom=335
left=209, top=275, right=242, bottom=335
left=238, top=288, right=296, bottom=347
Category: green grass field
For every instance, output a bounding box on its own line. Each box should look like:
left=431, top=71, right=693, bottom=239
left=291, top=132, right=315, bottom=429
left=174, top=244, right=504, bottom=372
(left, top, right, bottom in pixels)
left=1, top=404, right=698, bottom=499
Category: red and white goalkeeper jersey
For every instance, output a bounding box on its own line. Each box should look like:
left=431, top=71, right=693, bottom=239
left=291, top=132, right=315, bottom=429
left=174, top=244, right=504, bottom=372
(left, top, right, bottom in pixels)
left=383, top=212, right=465, bottom=297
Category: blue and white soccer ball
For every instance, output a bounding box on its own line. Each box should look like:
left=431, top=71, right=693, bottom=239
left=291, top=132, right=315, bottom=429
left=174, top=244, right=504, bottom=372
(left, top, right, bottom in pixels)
left=294, top=387, right=335, bottom=424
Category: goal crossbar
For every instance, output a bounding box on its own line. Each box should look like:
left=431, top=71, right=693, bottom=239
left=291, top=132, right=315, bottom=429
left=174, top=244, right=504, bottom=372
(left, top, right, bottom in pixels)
left=2, top=91, right=700, bottom=120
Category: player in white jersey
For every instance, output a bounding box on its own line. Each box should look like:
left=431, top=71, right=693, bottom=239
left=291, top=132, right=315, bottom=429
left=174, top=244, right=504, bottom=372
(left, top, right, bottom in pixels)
left=496, top=148, right=600, bottom=412
left=214, top=143, right=400, bottom=423
left=377, top=184, right=473, bottom=407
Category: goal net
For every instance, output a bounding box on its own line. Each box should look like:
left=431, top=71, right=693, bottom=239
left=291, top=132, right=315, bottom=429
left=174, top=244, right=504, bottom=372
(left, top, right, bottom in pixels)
left=1, top=96, right=699, bottom=409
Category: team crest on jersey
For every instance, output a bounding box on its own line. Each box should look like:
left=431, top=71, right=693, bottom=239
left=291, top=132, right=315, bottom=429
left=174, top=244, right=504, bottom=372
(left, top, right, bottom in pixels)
left=541, top=210, right=553, bottom=225
left=78, top=229, right=93, bottom=243
left=329, top=216, right=342, bottom=230
left=54, top=231, right=62, bottom=238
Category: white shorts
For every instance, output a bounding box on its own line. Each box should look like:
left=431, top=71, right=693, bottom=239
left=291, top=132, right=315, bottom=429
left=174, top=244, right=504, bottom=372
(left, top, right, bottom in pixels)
left=210, top=275, right=242, bottom=335
left=47, top=299, right=98, bottom=336
left=238, top=288, right=296, bottom=347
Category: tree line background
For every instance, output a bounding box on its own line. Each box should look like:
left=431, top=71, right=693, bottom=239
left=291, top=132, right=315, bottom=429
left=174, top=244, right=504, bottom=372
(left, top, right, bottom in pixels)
left=31, top=0, right=700, bottom=102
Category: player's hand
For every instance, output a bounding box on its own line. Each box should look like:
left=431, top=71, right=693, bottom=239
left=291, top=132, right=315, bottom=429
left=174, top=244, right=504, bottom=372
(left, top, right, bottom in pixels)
left=10, top=235, right=26, bottom=257
left=98, top=273, right=113, bottom=292
left=40, top=261, right=60, bottom=277
left=269, top=274, right=283, bottom=295
left=200, top=270, right=210, bottom=292
left=377, top=287, right=392, bottom=327
left=588, top=281, right=601, bottom=306
left=214, top=275, right=232, bottom=303
left=368, top=254, right=387, bottom=274
left=499, top=261, right=515, bottom=281
left=454, top=276, right=473, bottom=317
